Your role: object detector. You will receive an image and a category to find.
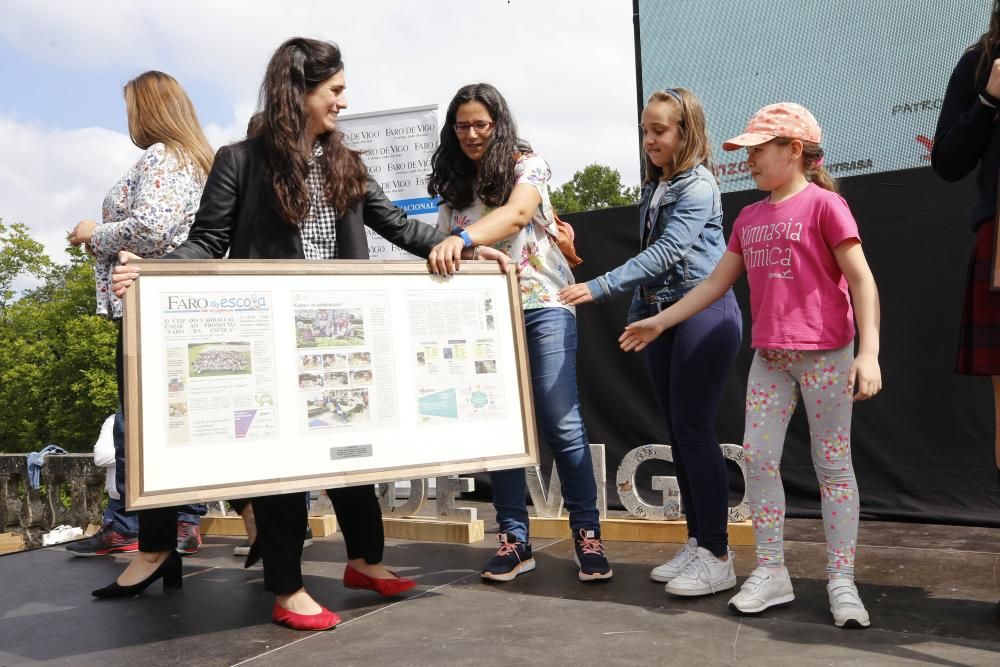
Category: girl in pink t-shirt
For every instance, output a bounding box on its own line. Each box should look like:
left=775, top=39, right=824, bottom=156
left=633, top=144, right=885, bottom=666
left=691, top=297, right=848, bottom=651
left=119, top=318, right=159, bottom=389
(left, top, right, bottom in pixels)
left=619, top=103, right=882, bottom=629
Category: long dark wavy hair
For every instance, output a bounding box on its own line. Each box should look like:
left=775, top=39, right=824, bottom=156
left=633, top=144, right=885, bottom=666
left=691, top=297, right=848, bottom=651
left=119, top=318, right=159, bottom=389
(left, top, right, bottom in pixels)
left=427, top=83, right=532, bottom=209
left=972, top=0, right=1000, bottom=81
left=252, top=37, right=367, bottom=223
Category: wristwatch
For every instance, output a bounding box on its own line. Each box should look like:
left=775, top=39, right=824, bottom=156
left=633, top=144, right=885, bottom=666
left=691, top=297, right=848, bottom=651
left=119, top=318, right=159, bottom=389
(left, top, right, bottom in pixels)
left=450, top=227, right=474, bottom=247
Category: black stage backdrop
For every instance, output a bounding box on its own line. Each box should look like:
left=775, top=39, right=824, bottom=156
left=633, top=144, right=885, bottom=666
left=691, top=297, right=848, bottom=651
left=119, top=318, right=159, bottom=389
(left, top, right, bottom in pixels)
left=472, top=166, right=1000, bottom=527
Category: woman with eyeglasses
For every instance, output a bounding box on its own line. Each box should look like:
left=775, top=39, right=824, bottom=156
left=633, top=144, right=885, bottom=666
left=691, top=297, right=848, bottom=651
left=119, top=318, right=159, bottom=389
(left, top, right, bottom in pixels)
left=426, top=83, right=613, bottom=583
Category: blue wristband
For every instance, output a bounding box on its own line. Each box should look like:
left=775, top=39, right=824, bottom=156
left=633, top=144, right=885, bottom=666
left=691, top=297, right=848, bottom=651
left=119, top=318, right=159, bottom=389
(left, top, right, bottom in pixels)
left=450, top=227, right=474, bottom=247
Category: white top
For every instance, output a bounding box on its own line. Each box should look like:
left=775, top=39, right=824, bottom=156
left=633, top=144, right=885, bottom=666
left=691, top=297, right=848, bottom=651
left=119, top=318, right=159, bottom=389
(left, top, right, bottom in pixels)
left=436, top=153, right=575, bottom=312
left=92, top=414, right=117, bottom=499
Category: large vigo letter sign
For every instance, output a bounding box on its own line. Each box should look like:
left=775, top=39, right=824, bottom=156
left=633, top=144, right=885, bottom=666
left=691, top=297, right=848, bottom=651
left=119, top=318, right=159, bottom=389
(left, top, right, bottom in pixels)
left=524, top=443, right=749, bottom=522
left=380, top=443, right=750, bottom=523
left=614, top=444, right=749, bottom=522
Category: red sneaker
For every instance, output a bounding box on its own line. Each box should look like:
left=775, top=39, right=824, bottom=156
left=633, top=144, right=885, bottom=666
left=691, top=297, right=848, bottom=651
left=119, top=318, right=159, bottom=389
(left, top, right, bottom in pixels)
left=343, top=564, right=416, bottom=597
left=175, top=521, right=202, bottom=555
left=271, top=602, right=341, bottom=631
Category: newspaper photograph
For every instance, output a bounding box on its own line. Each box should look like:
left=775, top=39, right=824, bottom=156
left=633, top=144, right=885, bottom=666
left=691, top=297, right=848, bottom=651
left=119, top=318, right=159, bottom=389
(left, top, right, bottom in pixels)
left=291, top=291, right=398, bottom=433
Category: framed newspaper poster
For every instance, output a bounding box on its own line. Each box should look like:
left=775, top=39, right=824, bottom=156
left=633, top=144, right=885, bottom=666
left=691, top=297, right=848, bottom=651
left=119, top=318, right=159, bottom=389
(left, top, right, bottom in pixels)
left=122, top=260, right=537, bottom=510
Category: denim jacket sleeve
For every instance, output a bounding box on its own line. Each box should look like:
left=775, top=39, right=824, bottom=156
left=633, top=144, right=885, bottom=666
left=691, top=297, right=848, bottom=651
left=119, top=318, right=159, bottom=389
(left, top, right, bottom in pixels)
left=585, top=175, right=716, bottom=303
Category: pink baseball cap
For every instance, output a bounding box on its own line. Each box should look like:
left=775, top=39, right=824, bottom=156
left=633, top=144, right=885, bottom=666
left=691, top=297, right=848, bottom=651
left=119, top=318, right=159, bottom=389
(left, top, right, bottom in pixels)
left=722, top=103, right=822, bottom=151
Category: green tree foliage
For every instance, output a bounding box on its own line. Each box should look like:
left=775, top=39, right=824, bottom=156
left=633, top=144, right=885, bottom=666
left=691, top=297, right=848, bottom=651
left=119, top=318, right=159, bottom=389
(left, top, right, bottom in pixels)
left=0, top=220, right=117, bottom=453
left=548, top=164, right=640, bottom=214
left=0, top=220, right=53, bottom=310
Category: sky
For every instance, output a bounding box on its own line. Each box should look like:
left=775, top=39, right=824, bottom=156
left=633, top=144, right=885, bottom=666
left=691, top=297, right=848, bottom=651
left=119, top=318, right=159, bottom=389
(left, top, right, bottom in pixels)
left=0, top=0, right=640, bottom=280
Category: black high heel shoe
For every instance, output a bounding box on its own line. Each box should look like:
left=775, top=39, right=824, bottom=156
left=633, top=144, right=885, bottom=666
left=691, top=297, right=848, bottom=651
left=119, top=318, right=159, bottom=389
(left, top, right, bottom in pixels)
left=92, top=550, right=182, bottom=599
left=244, top=540, right=261, bottom=568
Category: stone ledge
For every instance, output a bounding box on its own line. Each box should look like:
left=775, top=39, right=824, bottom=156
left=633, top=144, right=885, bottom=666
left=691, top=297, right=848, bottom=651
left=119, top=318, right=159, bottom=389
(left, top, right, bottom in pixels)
left=0, top=454, right=105, bottom=549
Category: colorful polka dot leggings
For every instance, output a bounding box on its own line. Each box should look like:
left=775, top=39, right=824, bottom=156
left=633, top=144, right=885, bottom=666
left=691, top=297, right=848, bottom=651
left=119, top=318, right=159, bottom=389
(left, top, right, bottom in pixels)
left=742, top=344, right=859, bottom=579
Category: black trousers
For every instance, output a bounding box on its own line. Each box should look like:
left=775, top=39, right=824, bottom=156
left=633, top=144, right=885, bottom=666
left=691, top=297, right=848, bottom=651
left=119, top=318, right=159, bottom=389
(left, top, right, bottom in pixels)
left=138, top=485, right=384, bottom=594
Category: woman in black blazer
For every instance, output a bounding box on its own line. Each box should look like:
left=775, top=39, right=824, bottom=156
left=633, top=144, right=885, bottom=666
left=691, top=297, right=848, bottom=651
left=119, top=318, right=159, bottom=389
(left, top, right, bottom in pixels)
left=101, top=37, right=506, bottom=631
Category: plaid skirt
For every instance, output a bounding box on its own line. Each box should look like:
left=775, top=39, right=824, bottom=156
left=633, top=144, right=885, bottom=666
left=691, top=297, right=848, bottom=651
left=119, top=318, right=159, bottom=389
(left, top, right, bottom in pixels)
left=956, top=217, right=1000, bottom=375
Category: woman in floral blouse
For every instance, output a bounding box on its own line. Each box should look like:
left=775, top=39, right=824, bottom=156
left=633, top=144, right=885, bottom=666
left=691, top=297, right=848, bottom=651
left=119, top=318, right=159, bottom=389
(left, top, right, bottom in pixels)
left=66, top=70, right=214, bottom=557
left=426, top=83, right=613, bottom=583
left=69, top=70, right=213, bottom=317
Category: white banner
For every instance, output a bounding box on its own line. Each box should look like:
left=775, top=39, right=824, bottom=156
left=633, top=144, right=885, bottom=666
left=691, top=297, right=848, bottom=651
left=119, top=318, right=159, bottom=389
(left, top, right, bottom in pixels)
left=339, top=105, right=440, bottom=259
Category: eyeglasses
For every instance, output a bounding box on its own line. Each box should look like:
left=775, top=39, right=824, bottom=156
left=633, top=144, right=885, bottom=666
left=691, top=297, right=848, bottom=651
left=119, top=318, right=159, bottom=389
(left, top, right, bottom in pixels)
left=453, top=121, right=494, bottom=135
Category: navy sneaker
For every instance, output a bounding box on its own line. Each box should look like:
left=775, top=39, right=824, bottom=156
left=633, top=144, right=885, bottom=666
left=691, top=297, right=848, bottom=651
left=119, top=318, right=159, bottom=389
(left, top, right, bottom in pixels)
left=574, top=528, right=613, bottom=581
left=65, top=525, right=138, bottom=557
left=481, top=532, right=535, bottom=581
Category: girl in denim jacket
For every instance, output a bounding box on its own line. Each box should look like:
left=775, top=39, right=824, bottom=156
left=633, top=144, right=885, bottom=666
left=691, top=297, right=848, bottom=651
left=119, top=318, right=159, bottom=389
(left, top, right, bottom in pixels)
left=560, top=88, right=743, bottom=598
left=621, top=103, right=881, bottom=629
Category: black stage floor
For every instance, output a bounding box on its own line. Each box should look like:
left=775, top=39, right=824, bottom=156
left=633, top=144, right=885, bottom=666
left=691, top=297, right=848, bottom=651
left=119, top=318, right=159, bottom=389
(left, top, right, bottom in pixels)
left=1, top=509, right=998, bottom=666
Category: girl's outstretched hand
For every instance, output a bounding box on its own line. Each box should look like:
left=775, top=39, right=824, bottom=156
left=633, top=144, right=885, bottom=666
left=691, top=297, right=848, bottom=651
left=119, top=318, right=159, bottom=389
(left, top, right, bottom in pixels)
left=558, top=283, right=594, bottom=306
left=848, top=351, right=882, bottom=401
left=618, top=317, right=665, bottom=352
left=111, top=251, right=143, bottom=298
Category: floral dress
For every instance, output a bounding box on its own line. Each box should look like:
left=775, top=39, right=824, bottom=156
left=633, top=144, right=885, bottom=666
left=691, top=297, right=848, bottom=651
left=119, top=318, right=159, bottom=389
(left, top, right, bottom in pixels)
left=436, top=153, right=575, bottom=312
left=89, top=143, right=206, bottom=319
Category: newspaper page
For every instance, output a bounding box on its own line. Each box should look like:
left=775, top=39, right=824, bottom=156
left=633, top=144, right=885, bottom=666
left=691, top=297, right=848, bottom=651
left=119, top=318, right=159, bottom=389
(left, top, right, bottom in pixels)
left=291, top=290, right=399, bottom=434
left=160, top=292, right=277, bottom=445
left=407, top=289, right=506, bottom=424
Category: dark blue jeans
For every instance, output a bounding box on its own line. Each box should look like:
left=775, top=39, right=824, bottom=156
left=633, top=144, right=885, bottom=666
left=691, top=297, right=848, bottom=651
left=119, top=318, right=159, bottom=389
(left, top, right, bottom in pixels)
left=103, top=411, right=138, bottom=535
left=643, top=290, right=742, bottom=557
left=491, top=307, right=599, bottom=542
left=104, top=411, right=206, bottom=535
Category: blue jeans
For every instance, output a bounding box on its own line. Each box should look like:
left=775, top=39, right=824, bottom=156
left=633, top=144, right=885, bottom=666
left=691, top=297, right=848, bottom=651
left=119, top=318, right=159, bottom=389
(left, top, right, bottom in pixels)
left=105, top=410, right=205, bottom=535
left=490, top=307, right=599, bottom=542
left=104, top=412, right=138, bottom=535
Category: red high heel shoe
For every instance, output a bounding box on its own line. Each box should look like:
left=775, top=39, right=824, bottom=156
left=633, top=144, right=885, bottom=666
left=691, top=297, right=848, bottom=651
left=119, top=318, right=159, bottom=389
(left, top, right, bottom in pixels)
left=343, top=564, right=416, bottom=597
left=271, top=602, right=341, bottom=631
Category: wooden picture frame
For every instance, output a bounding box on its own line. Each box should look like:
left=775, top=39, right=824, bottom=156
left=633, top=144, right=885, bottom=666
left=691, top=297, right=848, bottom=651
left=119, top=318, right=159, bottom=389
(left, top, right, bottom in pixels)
left=123, top=260, right=538, bottom=510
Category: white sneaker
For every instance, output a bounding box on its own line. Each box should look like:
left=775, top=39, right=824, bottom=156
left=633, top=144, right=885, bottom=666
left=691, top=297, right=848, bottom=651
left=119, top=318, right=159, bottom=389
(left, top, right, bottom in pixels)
left=828, top=578, right=871, bottom=628
left=664, top=547, right=737, bottom=596
left=650, top=538, right=698, bottom=582
left=42, top=525, right=83, bottom=546
left=728, top=566, right=795, bottom=614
